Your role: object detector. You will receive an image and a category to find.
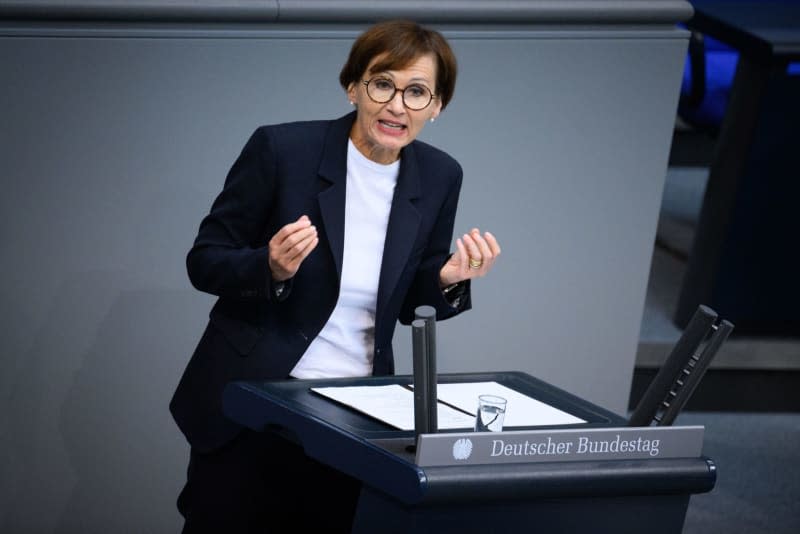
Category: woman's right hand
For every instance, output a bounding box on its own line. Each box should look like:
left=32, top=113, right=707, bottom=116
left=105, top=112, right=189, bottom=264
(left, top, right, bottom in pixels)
left=268, top=215, right=319, bottom=282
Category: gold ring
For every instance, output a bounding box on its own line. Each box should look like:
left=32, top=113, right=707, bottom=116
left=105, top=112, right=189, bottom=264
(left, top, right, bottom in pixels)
left=469, top=257, right=483, bottom=269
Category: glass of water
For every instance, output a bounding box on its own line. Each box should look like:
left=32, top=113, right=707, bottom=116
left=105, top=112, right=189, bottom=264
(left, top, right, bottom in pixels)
left=474, top=394, right=507, bottom=432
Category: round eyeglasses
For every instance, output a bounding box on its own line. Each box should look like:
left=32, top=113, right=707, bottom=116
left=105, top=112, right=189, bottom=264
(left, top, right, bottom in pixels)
left=362, top=77, right=437, bottom=111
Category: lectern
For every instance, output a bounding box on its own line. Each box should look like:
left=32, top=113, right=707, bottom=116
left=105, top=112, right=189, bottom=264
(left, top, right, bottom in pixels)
left=223, top=372, right=716, bottom=533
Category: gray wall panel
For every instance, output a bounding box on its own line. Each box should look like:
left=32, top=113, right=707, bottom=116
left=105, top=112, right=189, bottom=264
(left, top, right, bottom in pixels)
left=0, top=20, right=687, bottom=532
left=0, top=0, right=693, bottom=24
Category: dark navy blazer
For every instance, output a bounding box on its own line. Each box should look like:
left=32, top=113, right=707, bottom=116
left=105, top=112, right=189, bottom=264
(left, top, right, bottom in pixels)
left=170, top=112, right=471, bottom=452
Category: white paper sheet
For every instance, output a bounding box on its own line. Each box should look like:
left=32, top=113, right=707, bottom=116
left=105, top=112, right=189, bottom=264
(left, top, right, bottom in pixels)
left=435, top=381, right=586, bottom=427
left=312, top=381, right=585, bottom=431
left=311, top=384, right=475, bottom=430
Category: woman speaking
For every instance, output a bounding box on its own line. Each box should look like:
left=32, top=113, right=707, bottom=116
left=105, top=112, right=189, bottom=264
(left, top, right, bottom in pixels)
left=171, top=19, right=501, bottom=533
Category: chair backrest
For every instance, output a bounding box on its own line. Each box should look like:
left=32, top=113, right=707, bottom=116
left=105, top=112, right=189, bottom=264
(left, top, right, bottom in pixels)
left=629, top=305, right=734, bottom=427
left=678, top=30, right=739, bottom=133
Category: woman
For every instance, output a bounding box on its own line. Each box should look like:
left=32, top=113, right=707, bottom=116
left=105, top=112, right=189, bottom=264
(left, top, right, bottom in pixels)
left=170, top=19, right=501, bottom=533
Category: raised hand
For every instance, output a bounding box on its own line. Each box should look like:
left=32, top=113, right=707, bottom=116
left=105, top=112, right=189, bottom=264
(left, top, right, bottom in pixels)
left=439, top=228, right=501, bottom=287
left=268, top=215, right=319, bottom=282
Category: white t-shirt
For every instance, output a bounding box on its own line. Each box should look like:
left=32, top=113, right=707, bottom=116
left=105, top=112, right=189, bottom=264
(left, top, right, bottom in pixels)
left=290, top=139, right=399, bottom=378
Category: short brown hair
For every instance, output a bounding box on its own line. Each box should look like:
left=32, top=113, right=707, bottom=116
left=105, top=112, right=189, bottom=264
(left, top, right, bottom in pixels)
left=339, top=20, right=458, bottom=109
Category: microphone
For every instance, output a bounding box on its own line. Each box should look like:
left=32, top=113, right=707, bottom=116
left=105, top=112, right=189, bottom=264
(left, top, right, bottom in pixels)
left=412, top=305, right=438, bottom=442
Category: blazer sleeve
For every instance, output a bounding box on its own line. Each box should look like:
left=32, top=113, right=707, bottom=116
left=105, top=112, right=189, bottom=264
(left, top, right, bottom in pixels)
left=398, top=161, right=472, bottom=324
left=186, top=127, right=284, bottom=301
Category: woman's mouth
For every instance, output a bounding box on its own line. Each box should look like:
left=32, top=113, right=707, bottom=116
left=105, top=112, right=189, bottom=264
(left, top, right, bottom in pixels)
left=377, top=120, right=407, bottom=135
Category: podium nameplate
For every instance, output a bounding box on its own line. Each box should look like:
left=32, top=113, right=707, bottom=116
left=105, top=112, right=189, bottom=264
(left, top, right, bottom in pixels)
left=415, top=425, right=704, bottom=467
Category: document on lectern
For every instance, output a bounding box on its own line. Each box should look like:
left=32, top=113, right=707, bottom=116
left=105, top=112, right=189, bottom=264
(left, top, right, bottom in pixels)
left=312, top=384, right=475, bottom=430
left=436, top=382, right=586, bottom=426
left=311, top=381, right=585, bottom=430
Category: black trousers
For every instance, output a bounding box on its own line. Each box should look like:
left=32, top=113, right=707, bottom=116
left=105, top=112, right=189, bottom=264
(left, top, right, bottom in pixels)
left=177, top=428, right=362, bottom=533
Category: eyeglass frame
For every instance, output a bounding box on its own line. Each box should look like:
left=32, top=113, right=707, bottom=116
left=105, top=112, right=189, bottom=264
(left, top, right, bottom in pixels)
left=360, top=77, right=438, bottom=111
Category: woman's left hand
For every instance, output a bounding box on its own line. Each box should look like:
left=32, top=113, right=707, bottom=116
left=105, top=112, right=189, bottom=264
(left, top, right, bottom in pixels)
left=439, top=228, right=501, bottom=287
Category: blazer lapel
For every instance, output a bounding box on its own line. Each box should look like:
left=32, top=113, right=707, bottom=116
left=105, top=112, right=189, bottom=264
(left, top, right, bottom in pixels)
left=317, top=113, right=423, bottom=320
left=316, top=113, right=355, bottom=281
left=376, top=143, right=422, bottom=322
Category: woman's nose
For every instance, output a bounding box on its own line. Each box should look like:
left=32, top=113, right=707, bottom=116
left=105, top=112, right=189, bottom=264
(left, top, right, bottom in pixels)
left=386, top=89, right=406, bottom=113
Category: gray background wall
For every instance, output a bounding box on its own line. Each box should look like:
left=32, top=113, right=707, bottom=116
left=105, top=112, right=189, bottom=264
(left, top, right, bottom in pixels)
left=0, top=1, right=690, bottom=531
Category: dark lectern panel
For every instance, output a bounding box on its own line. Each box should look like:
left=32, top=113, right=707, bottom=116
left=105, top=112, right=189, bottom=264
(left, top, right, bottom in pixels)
left=420, top=457, right=716, bottom=503
left=353, top=491, right=693, bottom=534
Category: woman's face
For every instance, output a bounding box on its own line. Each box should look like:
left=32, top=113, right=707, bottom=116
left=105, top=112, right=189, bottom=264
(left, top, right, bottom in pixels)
left=348, top=53, right=442, bottom=164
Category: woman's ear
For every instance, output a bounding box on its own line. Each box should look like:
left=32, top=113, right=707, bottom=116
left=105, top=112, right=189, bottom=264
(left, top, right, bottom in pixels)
left=346, top=83, right=357, bottom=104
left=430, top=98, right=443, bottom=121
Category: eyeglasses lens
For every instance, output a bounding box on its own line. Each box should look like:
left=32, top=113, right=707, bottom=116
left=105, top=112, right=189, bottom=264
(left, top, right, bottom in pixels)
left=367, top=79, right=431, bottom=110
